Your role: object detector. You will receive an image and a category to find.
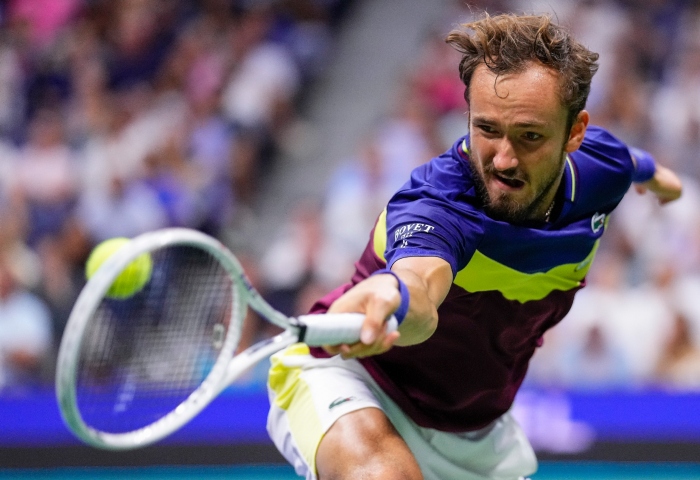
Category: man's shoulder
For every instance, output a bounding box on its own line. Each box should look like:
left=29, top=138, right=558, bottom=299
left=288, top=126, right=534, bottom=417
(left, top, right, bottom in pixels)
left=567, top=125, right=635, bottom=215
left=582, top=124, right=622, bottom=142
left=577, top=125, right=632, bottom=164
left=572, top=125, right=634, bottom=177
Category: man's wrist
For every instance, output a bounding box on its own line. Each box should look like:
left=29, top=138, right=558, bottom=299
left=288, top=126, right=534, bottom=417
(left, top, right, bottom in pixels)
left=371, top=268, right=410, bottom=324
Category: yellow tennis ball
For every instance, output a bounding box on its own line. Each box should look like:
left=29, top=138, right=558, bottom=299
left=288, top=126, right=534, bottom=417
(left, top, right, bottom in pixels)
left=85, top=237, right=153, bottom=299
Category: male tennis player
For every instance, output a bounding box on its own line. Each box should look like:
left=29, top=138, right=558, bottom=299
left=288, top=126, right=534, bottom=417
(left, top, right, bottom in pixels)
left=267, top=13, right=683, bottom=480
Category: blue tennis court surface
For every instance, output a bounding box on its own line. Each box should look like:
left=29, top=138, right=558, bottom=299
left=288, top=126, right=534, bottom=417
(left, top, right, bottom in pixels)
left=534, top=462, right=700, bottom=479
left=0, top=466, right=295, bottom=480
left=1, top=463, right=700, bottom=479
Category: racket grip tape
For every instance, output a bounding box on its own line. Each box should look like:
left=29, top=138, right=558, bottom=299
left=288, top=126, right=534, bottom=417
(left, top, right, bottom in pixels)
left=296, top=313, right=399, bottom=346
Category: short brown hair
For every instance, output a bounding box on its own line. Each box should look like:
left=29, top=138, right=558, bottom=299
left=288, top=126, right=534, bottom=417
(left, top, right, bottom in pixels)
left=446, top=13, right=599, bottom=128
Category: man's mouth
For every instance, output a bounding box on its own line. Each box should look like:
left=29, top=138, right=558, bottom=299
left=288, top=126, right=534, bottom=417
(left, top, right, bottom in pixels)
left=492, top=172, right=525, bottom=190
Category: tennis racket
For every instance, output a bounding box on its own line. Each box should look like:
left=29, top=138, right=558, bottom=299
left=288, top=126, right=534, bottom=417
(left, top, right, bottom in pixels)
left=55, top=227, right=397, bottom=450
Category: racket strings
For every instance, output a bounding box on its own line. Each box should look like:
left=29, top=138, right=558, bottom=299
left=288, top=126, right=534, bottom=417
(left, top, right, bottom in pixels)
left=75, top=245, right=239, bottom=434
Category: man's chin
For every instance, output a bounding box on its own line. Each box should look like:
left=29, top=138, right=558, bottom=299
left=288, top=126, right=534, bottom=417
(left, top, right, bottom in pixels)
left=484, top=197, right=531, bottom=223
left=484, top=206, right=528, bottom=223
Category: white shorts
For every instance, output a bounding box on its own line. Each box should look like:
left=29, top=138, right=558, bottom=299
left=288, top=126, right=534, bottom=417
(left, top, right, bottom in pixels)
left=266, top=344, right=538, bottom=480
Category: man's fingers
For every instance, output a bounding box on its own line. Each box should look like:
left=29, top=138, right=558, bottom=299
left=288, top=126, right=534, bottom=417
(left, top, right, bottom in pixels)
left=362, top=289, right=400, bottom=344
left=323, top=273, right=404, bottom=357
left=322, top=344, right=342, bottom=356
left=360, top=313, right=384, bottom=345
left=382, top=331, right=400, bottom=350
left=337, top=329, right=401, bottom=360
left=322, top=313, right=400, bottom=358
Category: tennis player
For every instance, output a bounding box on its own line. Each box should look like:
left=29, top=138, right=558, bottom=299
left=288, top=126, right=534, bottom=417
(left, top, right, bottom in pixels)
left=267, top=13, right=683, bottom=480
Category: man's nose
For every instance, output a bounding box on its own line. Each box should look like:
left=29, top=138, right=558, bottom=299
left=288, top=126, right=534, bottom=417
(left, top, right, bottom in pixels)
left=492, top=139, right=518, bottom=171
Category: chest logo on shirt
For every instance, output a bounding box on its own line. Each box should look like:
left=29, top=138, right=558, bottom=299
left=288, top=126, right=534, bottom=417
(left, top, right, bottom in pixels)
left=394, top=223, right=435, bottom=243
left=591, top=212, right=606, bottom=233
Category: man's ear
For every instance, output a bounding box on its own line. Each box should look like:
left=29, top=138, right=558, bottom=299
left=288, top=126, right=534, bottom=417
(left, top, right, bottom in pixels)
left=565, top=110, right=589, bottom=153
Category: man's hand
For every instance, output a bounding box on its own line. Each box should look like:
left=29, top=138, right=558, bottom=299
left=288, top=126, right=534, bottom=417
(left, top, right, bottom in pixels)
left=321, top=257, right=452, bottom=360
left=635, top=164, right=682, bottom=205
left=323, top=273, right=402, bottom=359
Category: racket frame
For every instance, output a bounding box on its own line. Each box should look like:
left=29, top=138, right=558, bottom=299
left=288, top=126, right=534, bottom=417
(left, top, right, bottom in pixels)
left=56, top=228, right=291, bottom=450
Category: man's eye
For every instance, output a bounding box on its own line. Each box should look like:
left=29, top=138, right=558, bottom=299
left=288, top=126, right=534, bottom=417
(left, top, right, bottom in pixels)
left=523, top=132, right=542, bottom=141
left=478, top=125, right=497, bottom=134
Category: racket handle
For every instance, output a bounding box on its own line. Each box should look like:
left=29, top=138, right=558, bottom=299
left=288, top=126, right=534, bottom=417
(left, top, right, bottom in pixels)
left=296, top=313, right=399, bottom=346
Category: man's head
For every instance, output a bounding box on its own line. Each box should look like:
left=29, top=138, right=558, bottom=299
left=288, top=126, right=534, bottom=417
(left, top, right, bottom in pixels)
left=446, top=14, right=599, bottom=223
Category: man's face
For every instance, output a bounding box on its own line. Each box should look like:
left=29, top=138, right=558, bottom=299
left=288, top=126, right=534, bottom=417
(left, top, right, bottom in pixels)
left=467, top=63, right=580, bottom=223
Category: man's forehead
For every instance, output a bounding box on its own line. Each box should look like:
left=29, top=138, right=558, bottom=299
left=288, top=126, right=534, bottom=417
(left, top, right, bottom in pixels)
left=469, top=62, right=566, bottom=120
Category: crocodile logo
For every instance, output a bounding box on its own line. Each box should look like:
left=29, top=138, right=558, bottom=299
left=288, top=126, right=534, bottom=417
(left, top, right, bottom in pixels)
left=329, top=396, right=356, bottom=410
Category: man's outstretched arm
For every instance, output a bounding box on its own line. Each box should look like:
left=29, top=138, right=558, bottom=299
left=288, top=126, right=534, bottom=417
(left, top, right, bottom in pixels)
left=630, top=147, right=683, bottom=204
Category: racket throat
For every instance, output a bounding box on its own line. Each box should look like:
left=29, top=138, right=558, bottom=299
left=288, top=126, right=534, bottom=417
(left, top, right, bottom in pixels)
left=289, top=318, right=307, bottom=343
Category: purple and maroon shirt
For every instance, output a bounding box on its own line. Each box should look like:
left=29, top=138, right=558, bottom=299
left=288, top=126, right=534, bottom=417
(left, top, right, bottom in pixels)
left=311, top=125, right=640, bottom=432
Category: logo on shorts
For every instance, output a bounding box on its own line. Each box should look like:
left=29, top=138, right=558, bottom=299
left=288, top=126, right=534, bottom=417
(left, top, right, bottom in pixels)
left=329, top=396, right=356, bottom=410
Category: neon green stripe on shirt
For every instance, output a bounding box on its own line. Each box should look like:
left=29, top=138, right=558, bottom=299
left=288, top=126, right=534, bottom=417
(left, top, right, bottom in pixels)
left=453, top=241, right=599, bottom=302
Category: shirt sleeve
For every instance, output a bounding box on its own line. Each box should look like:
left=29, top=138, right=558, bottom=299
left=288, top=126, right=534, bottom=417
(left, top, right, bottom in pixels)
left=571, top=126, right=637, bottom=214
left=629, top=146, right=657, bottom=183
left=384, top=183, right=485, bottom=277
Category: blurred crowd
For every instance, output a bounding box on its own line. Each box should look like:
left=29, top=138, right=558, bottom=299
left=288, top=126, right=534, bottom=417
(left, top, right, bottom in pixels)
left=0, top=0, right=352, bottom=392
left=1, top=0, right=699, bottom=395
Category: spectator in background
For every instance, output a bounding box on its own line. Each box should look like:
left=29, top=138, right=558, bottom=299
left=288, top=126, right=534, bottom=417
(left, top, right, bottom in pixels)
left=102, top=0, right=179, bottom=91
left=0, top=256, right=52, bottom=391
left=0, top=34, right=25, bottom=139
left=615, top=175, right=700, bottom=281
left=261, top=198, right=348, bottom=315
left=592, top=65, right=652, bottom=149
left=220, top=5, right=302, bottom=201
left=0, top=138, right=18, bottom=198
left=33, top=218, right=89, bottom=345
left=650, top=40, right=700, bottom=178
left=372, top=91, right=443, bottom=189
left=11, top=109, right=78, bottom=246
left=323, top=135, right=406, bottom=262
left=564, top=0, right=630, bottom=112
left=655, top=312, right=700, bottom=390
left=559, top=324, right=631, bottom=390
left=5, top=0, right=81, bottom=53
left=221, top=6, right=301, bottom=138
left=408, top=28, right=468, bottom=145
left=64, top=39, right=112, bottom=145
left=177, top=22, right=236, bottom=236
left=76, top=173, right=169, bottom=242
